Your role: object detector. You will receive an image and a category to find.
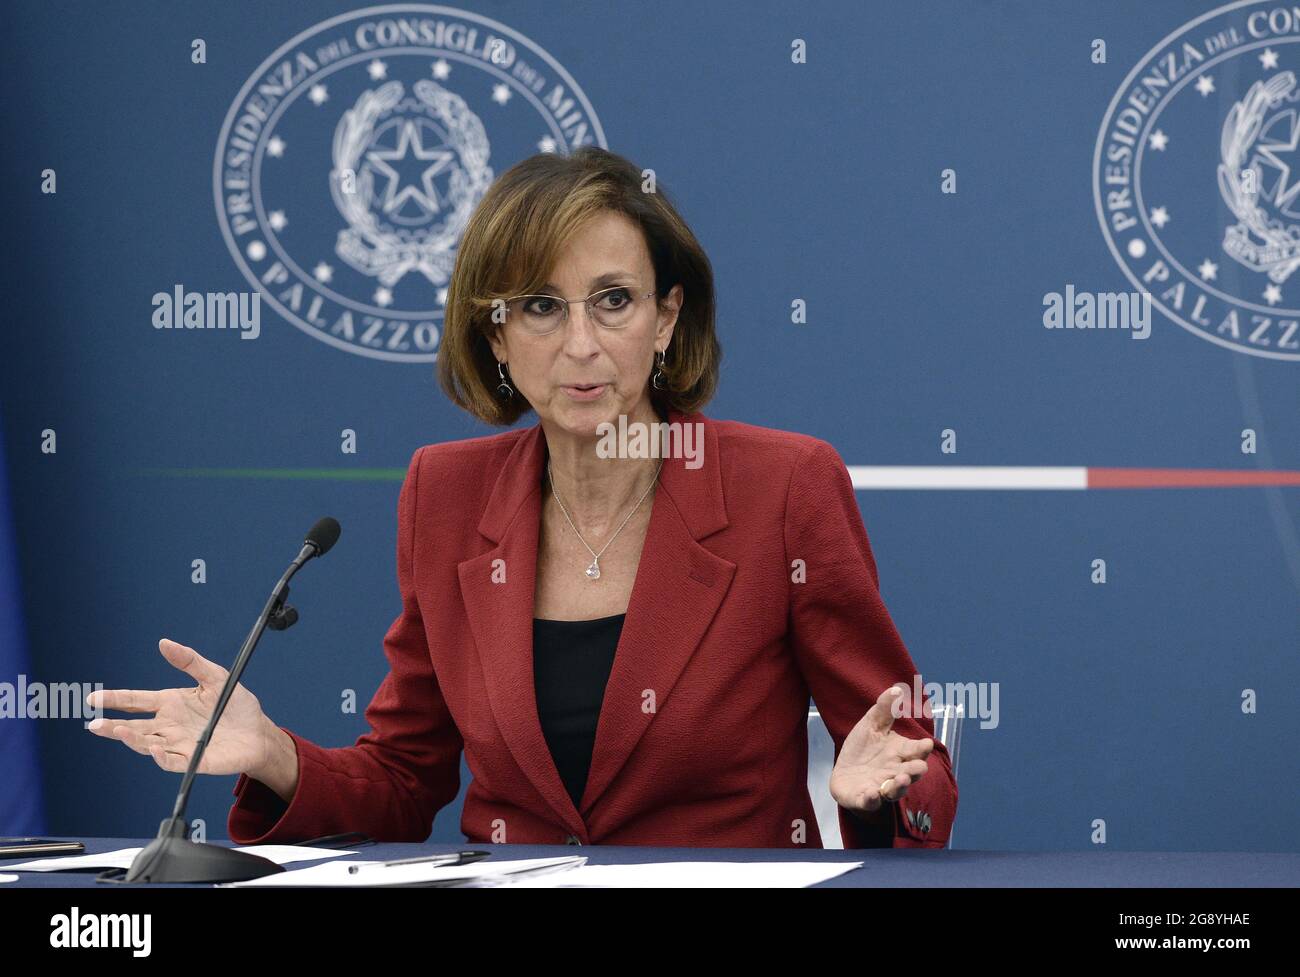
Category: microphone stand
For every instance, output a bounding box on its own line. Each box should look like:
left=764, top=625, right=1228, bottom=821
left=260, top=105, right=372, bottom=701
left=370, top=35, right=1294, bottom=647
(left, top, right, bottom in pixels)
left=123, top=541, right=320, bottom=883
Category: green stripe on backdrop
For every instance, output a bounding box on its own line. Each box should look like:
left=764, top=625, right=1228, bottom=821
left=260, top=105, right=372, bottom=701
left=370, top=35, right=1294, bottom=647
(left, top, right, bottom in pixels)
left=133, top=468, right=407, bottom=481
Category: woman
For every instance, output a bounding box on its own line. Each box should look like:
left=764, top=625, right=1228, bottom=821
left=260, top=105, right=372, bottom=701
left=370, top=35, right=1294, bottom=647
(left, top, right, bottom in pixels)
left=87, top=147, right=956, bottom=848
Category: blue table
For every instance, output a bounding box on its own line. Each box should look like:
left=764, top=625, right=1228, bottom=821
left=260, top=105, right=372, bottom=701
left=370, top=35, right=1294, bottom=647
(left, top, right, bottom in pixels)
left=5, top=838, right=1298, bottom=887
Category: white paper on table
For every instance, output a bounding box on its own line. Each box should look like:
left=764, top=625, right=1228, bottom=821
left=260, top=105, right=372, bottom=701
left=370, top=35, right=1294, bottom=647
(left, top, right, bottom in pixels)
left=5, top=844, right=354, bottom=872
left=501, top=860, right=865, bottom=888
left=218, top=855, right=586, bottom=887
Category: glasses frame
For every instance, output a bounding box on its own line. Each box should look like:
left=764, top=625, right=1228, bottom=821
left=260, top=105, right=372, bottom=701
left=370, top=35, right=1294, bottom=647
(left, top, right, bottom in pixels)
left=501, top=285, right=657, bottom=336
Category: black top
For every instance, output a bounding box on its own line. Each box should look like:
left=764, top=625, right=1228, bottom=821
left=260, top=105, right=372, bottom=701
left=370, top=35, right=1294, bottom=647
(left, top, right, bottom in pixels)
left=532, top=613, right=625, bottom=811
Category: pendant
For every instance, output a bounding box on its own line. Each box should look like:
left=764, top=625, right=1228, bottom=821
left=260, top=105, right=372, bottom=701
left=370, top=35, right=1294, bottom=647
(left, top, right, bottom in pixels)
left=585, top=558, right=601, bottom=580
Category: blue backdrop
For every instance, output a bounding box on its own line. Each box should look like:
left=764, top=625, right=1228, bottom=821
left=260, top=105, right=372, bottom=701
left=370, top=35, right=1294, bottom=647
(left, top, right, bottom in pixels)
left=0, top=415, right=43, bottom=836
left=1, top=0, right=1296, bottom=850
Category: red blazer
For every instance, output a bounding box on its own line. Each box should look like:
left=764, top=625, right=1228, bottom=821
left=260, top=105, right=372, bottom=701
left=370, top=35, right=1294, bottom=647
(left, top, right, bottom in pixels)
left=228, top=408, right=957, bottom=848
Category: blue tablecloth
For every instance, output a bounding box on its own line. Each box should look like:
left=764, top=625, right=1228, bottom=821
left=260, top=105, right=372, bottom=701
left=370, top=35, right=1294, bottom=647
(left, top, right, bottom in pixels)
left=4, top=838, right=1298, bottom=887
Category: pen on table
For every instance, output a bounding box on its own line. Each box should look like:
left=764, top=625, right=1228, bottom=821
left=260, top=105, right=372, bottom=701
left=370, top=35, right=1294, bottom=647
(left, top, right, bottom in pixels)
left=347, top=851, right=490, bottom=874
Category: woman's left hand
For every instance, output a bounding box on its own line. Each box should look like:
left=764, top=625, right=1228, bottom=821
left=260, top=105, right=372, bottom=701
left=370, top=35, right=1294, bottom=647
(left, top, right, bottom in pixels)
left=829, top=684, right=934, bottom=815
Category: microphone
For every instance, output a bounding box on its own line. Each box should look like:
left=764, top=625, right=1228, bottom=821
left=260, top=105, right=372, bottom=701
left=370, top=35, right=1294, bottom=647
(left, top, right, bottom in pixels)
left=123, top=517, right=342, bottom=884
left=268, top=519, right=342, bottom=631
left=304, top=516, right=341, bottom=558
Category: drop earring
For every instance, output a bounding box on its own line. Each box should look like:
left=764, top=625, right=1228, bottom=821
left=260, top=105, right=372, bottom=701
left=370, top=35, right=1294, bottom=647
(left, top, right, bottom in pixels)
left=496, top=361, right=515, bottom=397
left=651, top=348, right=667, bottom=390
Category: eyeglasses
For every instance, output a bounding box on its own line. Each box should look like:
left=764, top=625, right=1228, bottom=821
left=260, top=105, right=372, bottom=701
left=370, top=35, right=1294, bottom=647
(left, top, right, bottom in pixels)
left=499, top=285, right=656, bottom=336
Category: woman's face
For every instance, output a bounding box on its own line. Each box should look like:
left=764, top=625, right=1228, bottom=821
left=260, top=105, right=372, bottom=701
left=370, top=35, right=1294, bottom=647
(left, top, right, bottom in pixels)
left=487, top=210, right=682, bottom=439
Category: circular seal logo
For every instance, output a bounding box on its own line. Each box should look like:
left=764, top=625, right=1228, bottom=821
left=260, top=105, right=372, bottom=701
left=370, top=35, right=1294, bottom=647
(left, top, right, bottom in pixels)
left=214, top=4, right=606, bottom=361
left=1094, top=0, right=1300, bottom=361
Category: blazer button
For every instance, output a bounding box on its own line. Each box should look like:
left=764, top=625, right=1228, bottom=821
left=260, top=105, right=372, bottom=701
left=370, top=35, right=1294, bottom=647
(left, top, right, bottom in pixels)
left=564, top=834, right=582, bottom=845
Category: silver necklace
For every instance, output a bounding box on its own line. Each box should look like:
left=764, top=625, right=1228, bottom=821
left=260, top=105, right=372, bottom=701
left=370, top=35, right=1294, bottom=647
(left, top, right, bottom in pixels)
left=547, top=458, right=663, bottom=580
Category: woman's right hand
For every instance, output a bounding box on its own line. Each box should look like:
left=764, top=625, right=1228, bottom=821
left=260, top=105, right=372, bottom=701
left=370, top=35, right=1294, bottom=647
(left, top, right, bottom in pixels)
left=86, top=638, right=281, bottom=780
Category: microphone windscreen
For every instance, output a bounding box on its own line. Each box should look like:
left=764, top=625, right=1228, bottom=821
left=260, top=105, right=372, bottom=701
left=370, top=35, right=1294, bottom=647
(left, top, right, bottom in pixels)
left=306, top=517, right=341, bottom=557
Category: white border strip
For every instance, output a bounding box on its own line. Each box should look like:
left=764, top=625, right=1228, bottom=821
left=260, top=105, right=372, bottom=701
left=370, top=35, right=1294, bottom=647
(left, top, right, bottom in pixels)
left=847, top=466, right=1089, bottom=490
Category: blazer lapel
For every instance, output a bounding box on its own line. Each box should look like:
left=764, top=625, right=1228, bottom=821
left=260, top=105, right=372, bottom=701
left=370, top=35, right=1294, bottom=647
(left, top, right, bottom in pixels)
left=580, top=412, right=735, bottom=814
left=457, top=409, right=736, bottom=834
left=457, top=422, right=579, bottom=834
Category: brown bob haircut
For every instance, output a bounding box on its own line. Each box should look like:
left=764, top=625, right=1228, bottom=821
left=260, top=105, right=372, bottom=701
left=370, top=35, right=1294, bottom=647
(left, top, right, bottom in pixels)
left=437, top=146, right=721, bottom=426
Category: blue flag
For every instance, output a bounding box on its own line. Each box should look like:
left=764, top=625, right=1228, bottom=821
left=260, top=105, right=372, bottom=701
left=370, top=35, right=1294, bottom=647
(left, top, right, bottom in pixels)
left=0, top=417, right=45, bottom=835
